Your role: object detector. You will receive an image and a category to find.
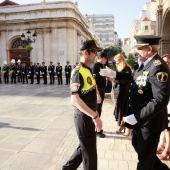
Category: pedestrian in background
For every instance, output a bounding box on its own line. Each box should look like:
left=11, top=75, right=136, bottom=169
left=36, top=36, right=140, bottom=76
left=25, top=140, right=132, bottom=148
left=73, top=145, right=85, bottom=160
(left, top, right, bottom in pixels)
left=100, top=35, right=170, bottom=170
left=92, top=51, right=108, bottom=138
left=62, top=40, right=103, bottom=170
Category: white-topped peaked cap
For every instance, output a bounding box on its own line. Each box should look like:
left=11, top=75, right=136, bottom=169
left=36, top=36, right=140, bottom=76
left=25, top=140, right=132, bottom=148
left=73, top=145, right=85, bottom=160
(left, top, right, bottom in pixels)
left=11, top=59, right=15, bottom=63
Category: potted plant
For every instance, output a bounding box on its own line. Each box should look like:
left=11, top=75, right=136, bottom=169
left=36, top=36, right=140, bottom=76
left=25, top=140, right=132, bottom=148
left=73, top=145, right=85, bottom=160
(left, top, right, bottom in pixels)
left=25, top=45, right=33, bottom=52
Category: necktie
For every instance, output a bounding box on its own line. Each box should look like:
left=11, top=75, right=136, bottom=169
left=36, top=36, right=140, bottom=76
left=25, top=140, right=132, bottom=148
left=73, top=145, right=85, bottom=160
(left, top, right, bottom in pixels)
left=137, top=63, right=144, bottom=72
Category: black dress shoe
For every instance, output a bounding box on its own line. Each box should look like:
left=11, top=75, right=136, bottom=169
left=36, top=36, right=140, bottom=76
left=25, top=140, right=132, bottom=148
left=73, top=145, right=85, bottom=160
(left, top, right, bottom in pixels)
left=96, top=131, right=106, bottom=138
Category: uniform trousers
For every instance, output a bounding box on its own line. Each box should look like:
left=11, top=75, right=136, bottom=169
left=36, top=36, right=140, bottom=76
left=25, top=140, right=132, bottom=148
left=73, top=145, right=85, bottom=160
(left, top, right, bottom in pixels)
left=11, top=73, right=16, bottom=83
left=65, top=73, right=71, bottom=85
left=132, top=130, right=170, bottom=170
left=57, top=74, right=62, bottom=85
left=62, top=109, right=97, bottom=170
left=97, top=88, right=105, bottom=117
left=42, top=74, right=47, bottom=84
left=49, top=73, right=55, bottom=84
left=4, top=74, right=8, bottom=83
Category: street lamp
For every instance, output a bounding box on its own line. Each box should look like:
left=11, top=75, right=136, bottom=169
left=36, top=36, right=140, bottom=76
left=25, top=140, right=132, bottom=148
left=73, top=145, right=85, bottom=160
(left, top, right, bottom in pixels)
left=21, top=30, right=37, bottom=44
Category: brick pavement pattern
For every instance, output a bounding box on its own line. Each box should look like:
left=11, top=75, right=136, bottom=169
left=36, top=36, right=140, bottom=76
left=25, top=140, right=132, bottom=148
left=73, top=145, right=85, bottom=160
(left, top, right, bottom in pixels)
left=0, top=84, right=169, bottom=170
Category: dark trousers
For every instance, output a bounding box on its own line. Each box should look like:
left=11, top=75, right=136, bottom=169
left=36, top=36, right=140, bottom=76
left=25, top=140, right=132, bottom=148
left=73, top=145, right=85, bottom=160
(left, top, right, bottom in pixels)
left=11, top=73, right=16, bottom=83
left=22, top=74, right=28, bottom=84
left=132, top=130, right=170, bottom=170
left=97, top=88, right=105, bottom=117
left=43, top=74, right=47, bottom=84
left=57, top=74, right=62, bottom=85
left=65, top=73, right=71, bottom=85
left=62, top=110, right=97, bottom=170
left=30, top=74, right=34, bottom=84
left=49, top=74, right=54, bottom=84
left=36, top=74, right=40, bottom=84
left=4, top=74, right=8, bottom=83
left=18, top=73, right=22, bottom=82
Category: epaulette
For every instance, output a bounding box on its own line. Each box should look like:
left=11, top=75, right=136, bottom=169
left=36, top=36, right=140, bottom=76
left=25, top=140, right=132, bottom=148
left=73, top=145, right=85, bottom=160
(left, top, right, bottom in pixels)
left=153, top=60, right=161, bottom=66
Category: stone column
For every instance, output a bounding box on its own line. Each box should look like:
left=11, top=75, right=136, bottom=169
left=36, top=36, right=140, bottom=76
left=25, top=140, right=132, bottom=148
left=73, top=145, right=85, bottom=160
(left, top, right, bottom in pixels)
left=156, top=4, right=163, bottom=36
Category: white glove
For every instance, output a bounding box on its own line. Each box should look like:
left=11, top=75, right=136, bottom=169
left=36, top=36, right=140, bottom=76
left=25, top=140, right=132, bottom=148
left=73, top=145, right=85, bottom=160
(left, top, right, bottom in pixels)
left=123, top=114, right=138, bottom=125
left=100, top=66, right=116, bottom=78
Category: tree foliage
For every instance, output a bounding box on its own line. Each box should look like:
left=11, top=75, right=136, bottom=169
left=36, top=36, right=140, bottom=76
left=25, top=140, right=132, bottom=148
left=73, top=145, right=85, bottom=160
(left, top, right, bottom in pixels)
left=127, top=53, right=135, bottom=68
left=104, top=45, right=122, bottom=58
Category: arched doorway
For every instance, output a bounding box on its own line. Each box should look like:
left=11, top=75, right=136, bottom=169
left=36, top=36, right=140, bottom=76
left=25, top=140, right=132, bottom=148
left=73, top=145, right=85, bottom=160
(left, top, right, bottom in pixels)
left=9, top=38, right=30, bottom=67
left=161, top=9, right=170, bottom=55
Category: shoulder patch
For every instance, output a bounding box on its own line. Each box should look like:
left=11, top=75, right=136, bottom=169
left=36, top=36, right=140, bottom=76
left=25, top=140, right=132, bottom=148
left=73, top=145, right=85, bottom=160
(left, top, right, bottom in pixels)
left=153, top=60, right=161, bottom=66
left=156, top=72, right=168, bottom=82
left=70, top=83, right=80, bottom=92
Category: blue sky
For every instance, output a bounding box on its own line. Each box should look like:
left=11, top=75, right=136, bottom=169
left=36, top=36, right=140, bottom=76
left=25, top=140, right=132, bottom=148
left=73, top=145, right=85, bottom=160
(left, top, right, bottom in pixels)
left=1, top=0, right=150, bottom=38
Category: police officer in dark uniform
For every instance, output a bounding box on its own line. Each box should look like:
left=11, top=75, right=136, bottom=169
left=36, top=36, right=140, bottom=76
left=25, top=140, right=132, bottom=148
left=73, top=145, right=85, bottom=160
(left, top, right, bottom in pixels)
left=17, top=59, right=22, bottom=83
left=10, top=59, right=17, bottom=84
left=48, top=61, right=55, bottom=85
left=2, top=61, right=9, bottom=84
left=100, top=35, right=170, bottom=170
left=56, top=62, right=63, bottom=85
left=21, top=62, right=28, bottom=84
left=35, top=63, right=41, bottom=84
left=92, top=51, right=108, bottom=138
left=61, top=40, right=103, bottom=170
left=64, top=61, right=72, bottom=85
left=41, top=62, right=47, bottom=84
left=28, top=62, right=35, bottom=84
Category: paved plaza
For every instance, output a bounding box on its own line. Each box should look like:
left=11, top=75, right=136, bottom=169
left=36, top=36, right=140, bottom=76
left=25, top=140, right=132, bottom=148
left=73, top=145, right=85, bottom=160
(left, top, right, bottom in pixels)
left=0, top=83, right=169, bottom=170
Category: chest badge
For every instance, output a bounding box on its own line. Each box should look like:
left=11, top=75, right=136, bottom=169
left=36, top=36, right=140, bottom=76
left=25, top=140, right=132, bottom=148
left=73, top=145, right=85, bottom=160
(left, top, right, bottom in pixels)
left=138, top=89, right=143, bottom=94
left=87, top=77, right=92, bottom=85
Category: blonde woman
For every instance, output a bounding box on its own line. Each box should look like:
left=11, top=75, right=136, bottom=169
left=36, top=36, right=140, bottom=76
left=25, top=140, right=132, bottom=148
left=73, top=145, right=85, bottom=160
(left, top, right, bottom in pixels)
left=157, top=54, right=170, bottom=160
left=114, top=54, right=133, bottom=136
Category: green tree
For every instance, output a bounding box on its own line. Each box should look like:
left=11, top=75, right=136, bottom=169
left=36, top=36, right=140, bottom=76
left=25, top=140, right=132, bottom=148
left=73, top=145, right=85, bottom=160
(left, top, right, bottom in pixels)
left=104, top=45, right=122, bottom=59
left=127, top=53, right=135, bottom=68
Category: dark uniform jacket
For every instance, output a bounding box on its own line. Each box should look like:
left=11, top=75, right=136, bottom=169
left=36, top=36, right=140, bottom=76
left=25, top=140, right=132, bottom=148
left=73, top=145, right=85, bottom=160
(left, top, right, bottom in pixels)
left=116, top=54, right=170, bottom=132
left=10, top=65, right=17, bottom=75
left=92, top=62, right=106, bottom=90
left=65, top=64, right=72, bottom=75
left=35, top=66, right=41, bottom=75
left=21, top=66, right=28, bottom=75
left=17, top=64, right=22, bottom=74
left=41, top=65, right=47, bottom=75
left=28, top=65, right=35, bottom=75
left=2, top=65, right=9, bottom=75
left=48, top=65, right=55, bottom=75
left=56, top=66, right=62, bottom=75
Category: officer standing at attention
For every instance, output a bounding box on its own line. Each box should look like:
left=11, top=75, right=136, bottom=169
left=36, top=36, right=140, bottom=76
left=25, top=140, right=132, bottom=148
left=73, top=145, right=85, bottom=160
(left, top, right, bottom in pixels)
left=64, top=61, right=72, bottom=85
left=61, top=40, right=103, bottom=170
left=56, top=62, right=63, bottom=85
left=2, top=61, right=9, bottom=84
left=100, top=35, right=170, bottom=170
left=21, top=62, right=28, bottom=84
left=48, top=61, right=55, bottom=85
left=35, top=63, right=41, bottom=84
left=92, top=51, right=108, bottom=138
left=10, top=59, right=17, bottom=84
left=28, top=62, right=35, bottom=84
left=41, top=62, right=47, bottom=84
left=17, top=59, right=22, bottom=83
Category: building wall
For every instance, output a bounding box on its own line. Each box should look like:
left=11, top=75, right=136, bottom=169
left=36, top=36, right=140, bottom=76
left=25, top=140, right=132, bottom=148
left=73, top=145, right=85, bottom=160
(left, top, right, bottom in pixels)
left=0, top=1, right=102, bottom=67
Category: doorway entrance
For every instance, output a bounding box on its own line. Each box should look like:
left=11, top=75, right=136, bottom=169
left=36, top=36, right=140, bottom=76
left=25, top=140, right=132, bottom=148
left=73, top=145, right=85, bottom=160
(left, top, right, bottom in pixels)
left=10, top=38, right=30, bottom=67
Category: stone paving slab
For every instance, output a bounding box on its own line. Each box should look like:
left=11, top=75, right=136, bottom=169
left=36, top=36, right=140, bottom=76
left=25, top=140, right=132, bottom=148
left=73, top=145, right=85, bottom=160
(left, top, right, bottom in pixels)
left=0, top=84, right=169, bottom=170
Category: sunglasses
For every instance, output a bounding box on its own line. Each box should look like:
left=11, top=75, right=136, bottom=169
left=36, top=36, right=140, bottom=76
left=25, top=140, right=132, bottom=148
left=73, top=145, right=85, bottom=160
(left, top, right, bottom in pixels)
left=88, top=49, right=98, bottom=54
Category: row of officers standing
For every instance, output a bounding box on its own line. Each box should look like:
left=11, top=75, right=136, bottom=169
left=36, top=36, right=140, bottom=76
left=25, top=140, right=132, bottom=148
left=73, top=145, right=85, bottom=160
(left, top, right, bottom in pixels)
left=0, top=60, right=73, bottom=85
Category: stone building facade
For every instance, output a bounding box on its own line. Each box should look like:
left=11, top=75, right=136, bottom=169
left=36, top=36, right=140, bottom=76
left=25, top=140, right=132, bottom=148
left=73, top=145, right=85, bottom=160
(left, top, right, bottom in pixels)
left=0, top=0, right=102, bottom=67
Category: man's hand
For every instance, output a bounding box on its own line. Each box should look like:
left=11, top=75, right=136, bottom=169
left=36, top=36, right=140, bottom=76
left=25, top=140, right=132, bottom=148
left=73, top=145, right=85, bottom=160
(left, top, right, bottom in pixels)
left=123, top=114, right=138, bottom=125
left=93, top=112, right=102, bottom=132
left=100, top=66, right=116, bottom=78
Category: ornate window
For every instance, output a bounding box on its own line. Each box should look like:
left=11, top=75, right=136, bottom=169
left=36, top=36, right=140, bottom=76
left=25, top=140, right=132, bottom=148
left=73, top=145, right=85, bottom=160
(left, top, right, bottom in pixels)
left=12, top=39, right=28, bottom=49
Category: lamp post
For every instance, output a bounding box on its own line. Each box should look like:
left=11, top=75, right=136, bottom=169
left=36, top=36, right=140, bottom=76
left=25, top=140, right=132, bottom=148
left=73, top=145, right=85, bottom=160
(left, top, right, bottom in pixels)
left=21, top=30, right=37, bottom=45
